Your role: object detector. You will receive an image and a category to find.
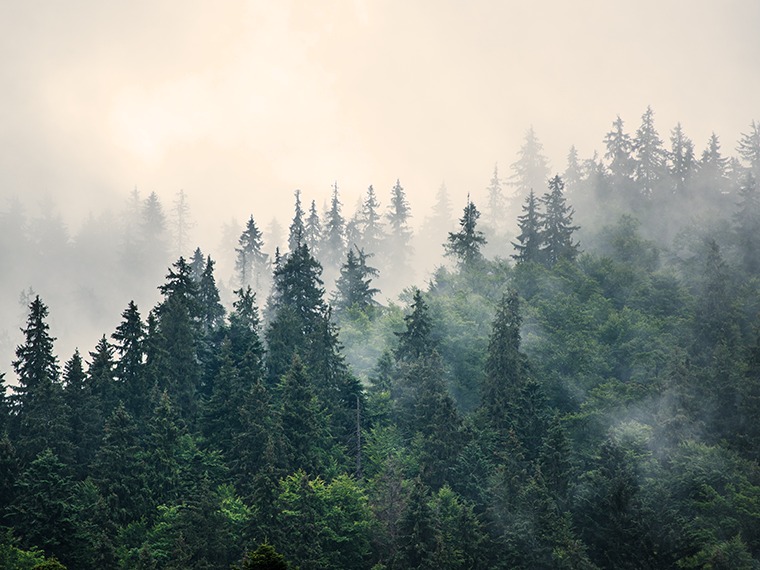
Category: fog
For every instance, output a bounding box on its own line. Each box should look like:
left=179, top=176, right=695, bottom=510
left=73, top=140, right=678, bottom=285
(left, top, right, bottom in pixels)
left=1, top=0, right=759, bottom=374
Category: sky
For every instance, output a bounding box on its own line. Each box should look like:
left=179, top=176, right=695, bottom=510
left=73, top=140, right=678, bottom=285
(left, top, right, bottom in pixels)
left=1, top=0, right=759, bottom=237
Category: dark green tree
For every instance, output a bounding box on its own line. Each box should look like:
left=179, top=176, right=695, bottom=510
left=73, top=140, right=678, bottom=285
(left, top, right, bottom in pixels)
left=62, top=351, right=99, bottom=477
left=444, top=196, right=486, bottom=269
left=87, top=335, right=117, bottom=421
left=395, top=289, right=435, bottom=362
left=480, top=291, right=527, bottom=433
left=197, top=255, right=225, bottom=334
left=237, top=542, right=289, bottom=570
left=332, top=246, right=380, bottom=317
left=540, top=175, right=580, bottom=266
left=111, top=301, right=148, bottom=419
left=512, top=189, right=543, bottom=264
left=11, top=297, right=71, bottom=463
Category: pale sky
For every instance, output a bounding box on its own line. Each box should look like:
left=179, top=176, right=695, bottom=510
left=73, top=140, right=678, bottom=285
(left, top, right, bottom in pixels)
left=1, top=0, right=759, bottom=235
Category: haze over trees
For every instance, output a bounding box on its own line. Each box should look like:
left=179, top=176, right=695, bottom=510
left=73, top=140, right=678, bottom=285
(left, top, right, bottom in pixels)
left=3, top=110, right=760, bottom=568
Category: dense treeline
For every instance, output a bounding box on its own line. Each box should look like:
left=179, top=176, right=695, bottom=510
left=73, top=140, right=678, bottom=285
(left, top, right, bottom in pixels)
left=3, top=110, right=760, bottom=568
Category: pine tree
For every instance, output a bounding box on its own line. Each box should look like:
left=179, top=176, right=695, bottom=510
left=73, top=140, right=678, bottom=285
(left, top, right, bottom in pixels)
left=512, top=189, right=543, bottom=264
left=87, top=335, right=117, bottom=420
left=197, top=255, right=225, bottom=334
left=322, top=182, right=346, bottom=272
left=304, top=199, right=322, bottom=257
left=11, top=297, right=71, bottom=463
left=604, top=115, right=635, bottom=186
left=485, top=165, right=508, bottom=233
left=386, top=179, right=414, bottom=274
left=509, top=127, right=551, bottom=196
left=358, top=185, right=385, bottom=255
left=278, top=355, right=334, bottom=475
left=111, top=301, right=148, bottom=419
left=189, top=246, right=205, bottom=283
left=632, top=106, right=666, bottom=197
left=564, top=146, right=583, bottom=195
left=62, top=351, right=99, bottom=477
left=140, top=191, right=169, bottom=277
left=235, top=215, right=268, bottom=293
left=480, top=291, right=527, bottom=434
left=332, top=247, right=380, bottom=316
left=288, top=189, right=305, bottom=253
left=444, top=196, right=486, bottom=269
left=228, top=286, right=266, bottom=382
left=668, top=122, right=695, bottom=194
left=698, top=132, right=729, bottom=199
left=540, top=175, right=580, bottom=266
left=395, top=288, right=435, bottom=362
left=737, top=119, right=760, bottom=177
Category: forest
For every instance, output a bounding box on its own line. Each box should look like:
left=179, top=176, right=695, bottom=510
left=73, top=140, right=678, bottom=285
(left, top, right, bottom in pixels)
left=2, top=108, right=760, bottom=569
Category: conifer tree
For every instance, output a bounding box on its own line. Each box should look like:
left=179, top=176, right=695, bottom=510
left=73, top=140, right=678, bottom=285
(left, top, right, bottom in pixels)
left=111, top=301, right=148, bottom=419
left=332, top=246, right=380, bottom=316
left=737, top=119, right=760, bottom=177
left=604, top=115, right=635, bottom=186
left=170, top=189, right=193, bottom=259
left=540, top=175, right=580, bottom=266
left=395, top=288, right=435, bottom=362
left=11, top=297, right=71, bottom=463
left=698, top=132, right=729, bottom=198
left=189, top=247, right=205, bottom=283
left=322, top=182, right=346, bottom=272
left=386, top=179, right=413, bottom=273
left=668, top=122, right=695, bottom=194
left=278, top=355, right=334, bottom=475
left=512, top=190, right=543, bottom=264
left=358, top=184, right=385, bottom=255
left=304, top=199, right=322, bottom=257
left=236, top=215, right=268, bottom=293
left=87, top=335, right=117, bottom=419
left=633, top=106, right=666, bottom=197
left=509, top=127, right=551, bottom=196
left=444, top=196, right=486, bottom=269
left=564, top=146, right=583, bottom=194
left=288, top=189, right=305, bottom=253
left=62, top=350, right=99, bottom=476
left=197, top=255, right=225, bottom=334
left=481, top=291, right=527, bottom=433
left=228, top=286, right=266, bottom=382
left=485, top=165, right=508, bottom=233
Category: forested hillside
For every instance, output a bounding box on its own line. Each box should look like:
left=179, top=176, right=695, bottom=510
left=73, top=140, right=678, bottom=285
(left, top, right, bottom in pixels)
left=3, top=112, right=760, bottom=569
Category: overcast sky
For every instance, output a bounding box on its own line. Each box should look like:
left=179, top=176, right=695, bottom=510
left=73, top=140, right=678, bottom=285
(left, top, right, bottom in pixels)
left=1, top=0, right=759, bottom=236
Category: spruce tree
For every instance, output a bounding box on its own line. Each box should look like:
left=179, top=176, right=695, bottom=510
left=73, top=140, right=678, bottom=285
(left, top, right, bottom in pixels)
left=698, top=132, right=729, bottom=199
left=386, top=179, right=413, bottom=274
left=485, top=164, right=508, bottom=234
left=395, top=288, right=435, bottom=362
left=189, top=246, right=205, bottom=283
left=332, top=246, right=380, bottom=316
left=604, top=115, right=635, bottom=186
left=737, top=119, right=760, bottom=177
left=197, top=255, right=225, bottom=334
left=564, top=146, right=583, bottom=194
left=358, top=184, right=385, bottom=255
left=480, top=291, right=527, bottom=433
left=235, top=215, right=268, bottom=293
left=444, top=196, right=486, bottom=269
left=288, top=189, right=305, bottom=253
left=111, top=301, right=148, bottom=419
left=304, top=199, right=322, bottom=257
left=540, top=175, right=580, bottom=266
left=322, top=182, right=346, bottom=273
left=11, top=297, right=71, bottom=463
left=668, top=122, right=695, bottom=194
left=512, top=189, right=543, bottom=264
left=509, top=126, right=551, bottom=196
left=632, top=106, right=666, bottom=197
